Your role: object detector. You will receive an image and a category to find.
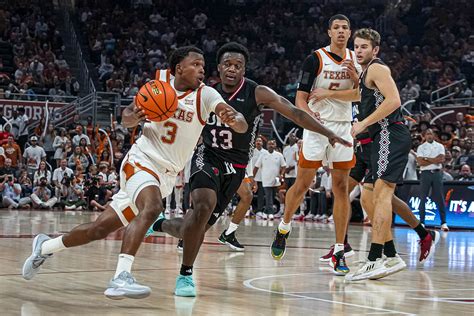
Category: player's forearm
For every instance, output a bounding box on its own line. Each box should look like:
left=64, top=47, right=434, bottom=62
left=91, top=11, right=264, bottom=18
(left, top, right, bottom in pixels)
left=361, top=98, right=400, bottom=127
left=292, top=107, right=334, bottom=138
left=122, top=107, right=140, bottom=128
left=327, top=88, right=361, bottom=102
left=295, top=91, right=313, bottom=114
left=253, top=167, right=259, bottom=178
left=229, top=113, right=248, bottom=133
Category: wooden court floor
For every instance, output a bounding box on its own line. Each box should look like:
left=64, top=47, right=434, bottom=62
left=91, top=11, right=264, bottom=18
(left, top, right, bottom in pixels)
left=0, top=209, right=473, bottom=315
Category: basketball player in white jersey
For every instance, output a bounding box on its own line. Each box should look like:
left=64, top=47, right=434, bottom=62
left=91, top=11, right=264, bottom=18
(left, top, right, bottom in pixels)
left=271, top=14, right=361, bottom=276
left=21, top=46, right=248, bottom=299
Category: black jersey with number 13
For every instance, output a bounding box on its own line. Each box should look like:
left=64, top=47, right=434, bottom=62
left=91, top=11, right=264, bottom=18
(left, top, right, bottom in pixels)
left=202, top=78, right=262, bottom=165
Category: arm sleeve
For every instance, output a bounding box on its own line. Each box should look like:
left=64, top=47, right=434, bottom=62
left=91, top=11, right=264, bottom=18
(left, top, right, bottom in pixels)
left=416, top=145, right=424, bottom=156
left=297, top=53, right=319, bottom=93
left=200, top=86, right=226, bottom=121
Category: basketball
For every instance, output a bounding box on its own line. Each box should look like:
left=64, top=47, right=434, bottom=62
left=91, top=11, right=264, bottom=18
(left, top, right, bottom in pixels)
left=135, top=80, right=178, bottom=122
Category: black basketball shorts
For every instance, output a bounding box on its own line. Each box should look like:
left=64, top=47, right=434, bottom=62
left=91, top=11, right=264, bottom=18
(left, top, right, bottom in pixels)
left=190, top=145, right=246, bottom=226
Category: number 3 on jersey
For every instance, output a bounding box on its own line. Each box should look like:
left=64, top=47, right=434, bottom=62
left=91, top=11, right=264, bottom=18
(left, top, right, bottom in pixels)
left=211, top=129, right=233, bottom=149
left=161, top=121, right=178, bottom=144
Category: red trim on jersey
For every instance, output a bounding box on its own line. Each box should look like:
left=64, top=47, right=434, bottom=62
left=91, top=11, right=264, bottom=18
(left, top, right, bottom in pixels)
left=166, top=69, right=171, bottom=83
left=196, top=86, right=206, bottom=125
left=177, top=90, right=194, bottom=100
left=359, top=137, right=372, bottom=145
left=349, top=50, right=354, bottom=60
left=155, top=69, right=160, bottom=81
left=228, top=78, right=245, bottom=101
left=321, top=47, right=346, bottom=65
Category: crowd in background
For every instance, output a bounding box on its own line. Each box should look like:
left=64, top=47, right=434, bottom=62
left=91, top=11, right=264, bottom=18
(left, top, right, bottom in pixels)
left=0, top=0, right=80, bottom=102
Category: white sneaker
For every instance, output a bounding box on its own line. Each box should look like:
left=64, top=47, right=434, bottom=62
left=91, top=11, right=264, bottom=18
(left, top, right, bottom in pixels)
left=65, top=205, right=75, bottom=210
left=320, top=214, right=328, bottom=222
left=262, top=213, right=268, bottom=220
left=327, top=215, right=334, bottom=222
left=177, top=208, right=184, bottom=215
left=273, top=211, right=282, bottom=219
left=104, top=271, right=151, bottom=299
left=345, top=258, right=387, bottom=281
left=268, top=214, right=274, bottom=220
left=245, top=210, right=250, bottom=217
left=304, top=214, right=314, bottom=221
left=256, top=211, right=263, bottom=218
left=314, top=214, right=322, bottom=221
left=383, top=254, right=406, bottom=278
left=441, top=223, right=449, bottom=232
left=165, top=208, right=171, bottom=215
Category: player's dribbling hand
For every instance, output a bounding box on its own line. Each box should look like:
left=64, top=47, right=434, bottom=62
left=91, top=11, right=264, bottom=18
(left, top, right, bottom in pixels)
left=218, top=108, right=237, bottom=125
left=132, top=97, right=148, bottom=123
left=351, top=121, right=367, bottom=138
left=309, top=88, right=330, bottom=102
left=328, top=133, right=353, bottom=148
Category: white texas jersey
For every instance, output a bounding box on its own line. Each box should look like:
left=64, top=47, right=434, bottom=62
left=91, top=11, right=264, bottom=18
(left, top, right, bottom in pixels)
left=134, top=69, right=224, bottom=174
left=308, top=46, right=361, bottom=122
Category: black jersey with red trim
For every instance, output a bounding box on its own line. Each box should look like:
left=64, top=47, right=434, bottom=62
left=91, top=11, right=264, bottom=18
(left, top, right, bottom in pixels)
left=359, top=58, right=404, bottom=138
left=201, top=78, right=262, bottom=165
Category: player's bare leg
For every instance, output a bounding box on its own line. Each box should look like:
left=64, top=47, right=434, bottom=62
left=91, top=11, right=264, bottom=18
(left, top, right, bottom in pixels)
left=219, top=181, right=252, bottom=251
left=271, top=166, right=316, bottom=260
left=22, top=205, right=125, bottom=280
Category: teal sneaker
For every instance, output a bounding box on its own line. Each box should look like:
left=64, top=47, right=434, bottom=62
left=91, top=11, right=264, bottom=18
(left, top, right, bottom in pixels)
left=271, top=229, right=290, bottom=260
left=175, top=275, right=196, bottom=297
left=145, top=212, right=165, bottom=237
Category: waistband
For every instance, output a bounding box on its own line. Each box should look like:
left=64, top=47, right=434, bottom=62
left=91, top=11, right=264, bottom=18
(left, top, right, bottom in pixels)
left=232, top=163, right=248, bottom=169
left=358, top=137, right=372, bottom=145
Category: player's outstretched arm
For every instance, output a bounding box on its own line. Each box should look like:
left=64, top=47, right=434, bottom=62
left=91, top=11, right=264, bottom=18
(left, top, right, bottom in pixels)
left=255, top=85, right=352, bottom=147
left=215, top=103, right=248, bottom=133
left=122, top=98, right=147, bottom=128
left=309, top=87, right=360, bottom=103
left=351, top=64, right=401, bottom=137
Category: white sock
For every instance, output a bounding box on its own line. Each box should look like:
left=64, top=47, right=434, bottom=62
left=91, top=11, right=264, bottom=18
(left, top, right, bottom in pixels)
left=334, top=243, right=344, bottom=254
left=278, top=220, right=291, bottom=234
left=279, top=204, right=285, bottom=212
left=41, top=236, right=66, bottom=255
left=114, top=254, right=134, bottom=279
left=225, top=222, right=239, bottom=235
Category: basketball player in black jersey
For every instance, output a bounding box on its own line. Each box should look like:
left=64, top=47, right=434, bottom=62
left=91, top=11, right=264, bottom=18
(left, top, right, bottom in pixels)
left=147, top=42, right=351, bottom=296
left=312, top=28, right=413, bottom=281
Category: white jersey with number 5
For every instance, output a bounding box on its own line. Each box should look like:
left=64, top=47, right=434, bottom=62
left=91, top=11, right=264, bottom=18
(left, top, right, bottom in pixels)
left=308, top=46, right=361, bottom=122
left=134, top=69, right=225, bottom=174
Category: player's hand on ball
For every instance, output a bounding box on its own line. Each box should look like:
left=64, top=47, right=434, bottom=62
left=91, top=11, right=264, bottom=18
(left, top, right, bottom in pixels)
left=132, top=97, right=148, bottom=123
left=328, top=133, right=352, bottom=148
left=218, top=108, right=237, bottom=125
left=309, top=88, right=330, bottom=102
left=351, top=121, right=367, bottom=138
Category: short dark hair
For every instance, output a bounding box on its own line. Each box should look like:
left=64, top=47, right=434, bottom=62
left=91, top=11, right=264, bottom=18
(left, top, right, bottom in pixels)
left=328, top=14, right=350, bottom=29
left=216, top=42, right=250, bottom=64
left=168, top=46, right=204, bottom=75
left=18, top=107, right=25, bottom=113
left=354, top=28, right=381, bottom=47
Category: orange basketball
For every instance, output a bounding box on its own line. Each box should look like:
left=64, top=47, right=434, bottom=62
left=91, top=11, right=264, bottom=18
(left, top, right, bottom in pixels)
left=135, top=80, right=178, bottom=122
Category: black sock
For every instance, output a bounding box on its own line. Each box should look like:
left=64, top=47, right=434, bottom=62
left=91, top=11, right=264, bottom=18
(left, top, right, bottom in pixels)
left=152, top=218, right=166, bottom=232
left=383, top=240, right=397, bottom=257
left=414, top=223, right=428, bottom=239
left=180, top=264, right=193, bottom=276
left=344, top=234, right=348, bottom=245
left=368, top=243, right=384, bottom=261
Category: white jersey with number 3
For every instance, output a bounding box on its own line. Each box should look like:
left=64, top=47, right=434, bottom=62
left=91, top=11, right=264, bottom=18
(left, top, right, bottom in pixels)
left=134, top=69, right=224, bottom=174
left=308, top=46, right=361, bottom=122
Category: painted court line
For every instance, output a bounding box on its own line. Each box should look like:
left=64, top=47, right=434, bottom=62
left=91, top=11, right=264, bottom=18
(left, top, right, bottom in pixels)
left=243, top=273, right=415, bottom=316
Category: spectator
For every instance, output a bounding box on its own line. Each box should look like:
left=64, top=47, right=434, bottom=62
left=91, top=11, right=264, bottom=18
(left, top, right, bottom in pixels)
left=416, top=129, right=448, bottom=231
left=404, top=148, right=418, bottom=181
left=59, top=175, right=86, bottom=210
left=33, top=160, right=52, bottom=186
left=456, top=164, right=473, bottom=181
left=41, top=123, right=56, bottom=166
left=0, top=158, right=18, bottom=182
left=3, top=135, right=21, bottom=168
left=1, top=175, right=31, bottom=209
left=68, top=146, right=89, bottom=171
left=52, top=159, right=74, bottom=191
left=72, top=125, right=91, bottom=147
left=53, top=128, right=69, bottom=168
left=15, top=107, right=29, bottom=150
left=18, top=169, right=33, bottom=196
left=400, top=79, right=420, bottom=105
left=253, top=139, right=286, bottom=220
left=23, top=136, right=46, bottom=177
left=30, top=177, right=58, bottom=209
left=248, top=136, right=267, bottom=215
left=282, top=133, right=298, bottom=212
left=85, top=175, right=109, bottom=211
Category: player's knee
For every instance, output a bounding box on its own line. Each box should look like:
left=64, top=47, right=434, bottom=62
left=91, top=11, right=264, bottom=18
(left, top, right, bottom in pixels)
left=191, top=200, right=214, bottom=223
left=240, top=190, right=253, bottom=204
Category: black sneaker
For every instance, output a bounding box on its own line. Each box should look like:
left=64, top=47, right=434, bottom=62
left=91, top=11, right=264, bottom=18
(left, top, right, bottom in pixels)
left=177, top=239, right=183, bottom=252
left=271, top=229, right=289, bottom=260
left=218, top=230, right=244, bottom=251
